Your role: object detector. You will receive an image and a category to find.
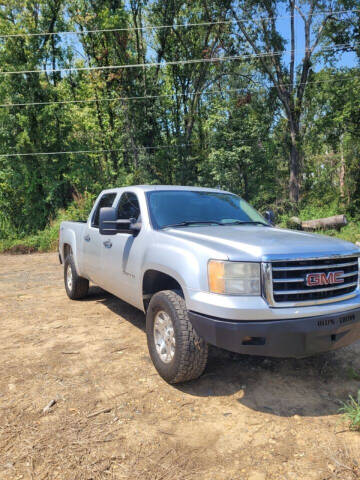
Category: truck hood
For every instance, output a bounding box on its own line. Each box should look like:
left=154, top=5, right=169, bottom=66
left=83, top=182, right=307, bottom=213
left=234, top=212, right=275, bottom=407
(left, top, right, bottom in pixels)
left=163, top=225, right=360, bottom=261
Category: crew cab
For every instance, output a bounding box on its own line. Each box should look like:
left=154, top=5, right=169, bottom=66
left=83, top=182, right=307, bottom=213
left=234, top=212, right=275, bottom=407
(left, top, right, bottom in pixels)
left=59, top=186, right=360, bottom=383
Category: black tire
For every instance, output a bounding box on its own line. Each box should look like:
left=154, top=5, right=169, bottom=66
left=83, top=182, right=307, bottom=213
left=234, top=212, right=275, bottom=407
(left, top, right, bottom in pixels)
left=64, top=255, right=89, bottom=300
left=146, top=290, right=208, bottom=384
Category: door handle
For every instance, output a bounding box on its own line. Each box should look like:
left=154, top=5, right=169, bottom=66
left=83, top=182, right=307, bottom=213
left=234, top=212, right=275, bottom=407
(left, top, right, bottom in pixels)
left=103, top=240, right=112, bottom=249
left=84, top=234, right=90, bottom=242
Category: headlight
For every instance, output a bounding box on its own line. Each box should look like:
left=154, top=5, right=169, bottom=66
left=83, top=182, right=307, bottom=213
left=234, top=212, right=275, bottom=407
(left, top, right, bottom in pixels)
left=208, top=260, right=261, bottom=295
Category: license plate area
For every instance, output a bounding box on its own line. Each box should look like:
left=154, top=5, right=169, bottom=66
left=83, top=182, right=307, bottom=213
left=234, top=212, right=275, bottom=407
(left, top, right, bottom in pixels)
left=317, top=313, right=355, bottom=328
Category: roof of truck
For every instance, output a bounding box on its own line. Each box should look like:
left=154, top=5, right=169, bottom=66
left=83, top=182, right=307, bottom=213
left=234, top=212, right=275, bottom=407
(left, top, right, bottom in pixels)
left=102, top=185, right=229, bottom=194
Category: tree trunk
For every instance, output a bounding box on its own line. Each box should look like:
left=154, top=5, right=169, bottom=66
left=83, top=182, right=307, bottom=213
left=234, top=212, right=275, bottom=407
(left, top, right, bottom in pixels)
left=339, top=135, right=346, bottom=201
left=301, top=215, right=347, bottom=231
left=289, top=125, right=301, bottom=204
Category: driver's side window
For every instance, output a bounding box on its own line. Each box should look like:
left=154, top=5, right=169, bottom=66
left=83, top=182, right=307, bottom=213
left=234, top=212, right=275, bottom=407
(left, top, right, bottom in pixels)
left=92, top=193, right=116, bottom=228
left=117, top=192, right=141, bottom=221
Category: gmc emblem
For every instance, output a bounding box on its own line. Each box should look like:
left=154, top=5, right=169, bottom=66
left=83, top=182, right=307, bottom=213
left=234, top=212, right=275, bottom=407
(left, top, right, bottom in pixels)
left=306, top=271, right=344, bottom=287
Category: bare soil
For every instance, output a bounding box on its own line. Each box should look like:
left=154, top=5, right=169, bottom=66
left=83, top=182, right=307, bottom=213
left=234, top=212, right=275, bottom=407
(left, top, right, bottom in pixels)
left=1, top=253, right=360, bottom=480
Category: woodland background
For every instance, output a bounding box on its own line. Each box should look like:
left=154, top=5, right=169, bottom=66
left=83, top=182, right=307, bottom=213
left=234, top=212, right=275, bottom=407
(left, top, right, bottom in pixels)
left=0, top=0, right=359, bottom=252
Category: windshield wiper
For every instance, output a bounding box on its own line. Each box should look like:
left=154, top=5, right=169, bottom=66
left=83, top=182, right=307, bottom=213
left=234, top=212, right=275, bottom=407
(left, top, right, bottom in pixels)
left=161, top=220, right=270, bottom=229
left=161, top=220, right=224, bottom=229
left=225, top=220, right=270, bottom=226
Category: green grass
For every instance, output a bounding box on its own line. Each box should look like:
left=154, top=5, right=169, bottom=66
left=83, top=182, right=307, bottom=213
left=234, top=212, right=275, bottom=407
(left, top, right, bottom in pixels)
left=340, top=390, right=360, bottom=431
left=278, top=205, right=360, bottom=244
left=347, top=367, right=360, bottom=381
left=0, top=220, right=62, bottom=253
left=321, top=222, right=360, bottom=244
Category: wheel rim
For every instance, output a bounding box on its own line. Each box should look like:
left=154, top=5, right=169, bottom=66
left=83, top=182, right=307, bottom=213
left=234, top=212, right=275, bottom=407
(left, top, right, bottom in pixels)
left=66, top=264, right=73, bottom=291
left=153, top=310, right=175, bottom=364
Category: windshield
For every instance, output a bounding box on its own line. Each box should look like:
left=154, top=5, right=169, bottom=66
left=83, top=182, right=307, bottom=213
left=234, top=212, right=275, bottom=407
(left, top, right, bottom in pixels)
left=147, top=190, right=267, bottom=229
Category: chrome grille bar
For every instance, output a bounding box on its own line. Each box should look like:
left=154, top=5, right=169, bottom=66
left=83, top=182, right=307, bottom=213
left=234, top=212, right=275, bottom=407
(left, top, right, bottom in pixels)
left=273, top=269, right=359, bottom=283
left=274, top=281, right=358, bottom=295
left=273, top=277, right=304, bottom=283
left=272, top=260, right=358, bottom=271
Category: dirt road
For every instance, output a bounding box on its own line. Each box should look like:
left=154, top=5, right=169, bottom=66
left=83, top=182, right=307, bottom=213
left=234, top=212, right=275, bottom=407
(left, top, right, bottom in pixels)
left=1, top=253, right=360, bottom=480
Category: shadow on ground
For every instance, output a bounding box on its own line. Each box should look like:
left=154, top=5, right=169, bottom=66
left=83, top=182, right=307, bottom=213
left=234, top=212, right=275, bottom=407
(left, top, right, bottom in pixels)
left=84, top=286, right=357, bottom=418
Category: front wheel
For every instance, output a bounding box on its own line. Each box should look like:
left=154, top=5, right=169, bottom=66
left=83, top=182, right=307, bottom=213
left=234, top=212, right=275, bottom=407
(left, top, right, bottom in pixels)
left=64, top=255, right=89, bottom=300
left=146, top=290, right=208, bottom=383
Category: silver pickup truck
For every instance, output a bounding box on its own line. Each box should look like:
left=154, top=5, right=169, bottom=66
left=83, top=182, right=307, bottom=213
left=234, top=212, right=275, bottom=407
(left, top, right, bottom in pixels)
left=59, top=185, right=360, bottom=383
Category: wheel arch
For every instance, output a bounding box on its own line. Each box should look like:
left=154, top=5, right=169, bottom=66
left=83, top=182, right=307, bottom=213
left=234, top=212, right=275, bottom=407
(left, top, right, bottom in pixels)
left=60, top=228, right=81, bottom=274
left=142, top=268, right=186, bottom=310
left=63, top=242, right=72, bottom=259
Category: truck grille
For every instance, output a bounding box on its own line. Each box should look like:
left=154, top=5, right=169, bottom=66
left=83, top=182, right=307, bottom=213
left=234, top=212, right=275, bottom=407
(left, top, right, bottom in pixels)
left=270, top=256, right=359, bottom=305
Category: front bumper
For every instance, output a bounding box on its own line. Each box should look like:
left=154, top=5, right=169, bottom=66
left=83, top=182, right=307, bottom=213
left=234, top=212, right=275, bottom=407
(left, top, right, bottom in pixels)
left=186, top=289, right=360, bottom=321
left=188, top=306, right=360, bottom=358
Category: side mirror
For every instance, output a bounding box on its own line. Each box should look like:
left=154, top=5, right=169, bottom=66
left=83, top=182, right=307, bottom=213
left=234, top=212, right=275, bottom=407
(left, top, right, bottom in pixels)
left=264, top=209, right=275, bottom=225
left=99, top=207, right=141, bottom=235
left=99, top=207, right=118, bottom=235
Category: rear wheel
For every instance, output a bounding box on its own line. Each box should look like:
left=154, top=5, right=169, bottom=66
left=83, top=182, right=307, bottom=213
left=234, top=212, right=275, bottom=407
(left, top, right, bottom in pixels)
left=64, top=255, right=89, bottom=300
left=146, top=290, right=208, bottom=383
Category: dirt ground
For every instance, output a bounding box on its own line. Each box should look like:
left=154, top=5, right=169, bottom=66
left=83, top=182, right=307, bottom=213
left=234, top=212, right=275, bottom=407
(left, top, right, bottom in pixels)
left=1, top=253, right=360, bottom=480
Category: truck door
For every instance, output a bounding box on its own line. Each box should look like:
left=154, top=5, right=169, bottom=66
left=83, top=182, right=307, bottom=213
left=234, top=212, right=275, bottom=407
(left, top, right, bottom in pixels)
left=82, top=192, right=117, bottom=284
left=100, top=191, right=143, bottom=309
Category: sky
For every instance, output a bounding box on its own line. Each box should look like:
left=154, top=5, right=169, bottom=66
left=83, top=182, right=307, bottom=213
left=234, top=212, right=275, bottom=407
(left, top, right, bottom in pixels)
left=61, top=4, right=359, bottom=73
left=276, top=6, right=358, bottom=70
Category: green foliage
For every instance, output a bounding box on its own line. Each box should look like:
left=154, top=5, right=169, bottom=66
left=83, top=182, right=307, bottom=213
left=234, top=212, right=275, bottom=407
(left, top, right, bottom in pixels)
left=0, top=2, right=359, bottom=246
left=320, top=223, right=360, bottom=244
left=340, top=390, right=360, bottom=431
left=297, top=200, right=342, bottom=222
left=347, top=368, right=360, bottom=382
left=0, top=192, right=96, bottom=253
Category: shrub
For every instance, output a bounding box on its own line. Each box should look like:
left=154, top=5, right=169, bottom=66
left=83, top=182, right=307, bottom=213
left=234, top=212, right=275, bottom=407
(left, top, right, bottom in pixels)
left=0, top=191, right=96, bottom=254
left=340, top=390, right=360, bottom=431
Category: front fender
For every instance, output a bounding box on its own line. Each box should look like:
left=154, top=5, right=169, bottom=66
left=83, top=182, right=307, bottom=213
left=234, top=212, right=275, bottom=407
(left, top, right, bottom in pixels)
left=142, top=243, right=204, bottom=304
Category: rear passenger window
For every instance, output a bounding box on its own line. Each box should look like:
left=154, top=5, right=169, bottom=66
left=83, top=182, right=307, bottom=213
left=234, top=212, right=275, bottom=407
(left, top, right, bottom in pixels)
left=92, top=193, right=116, bottom=228
left=117, top=192, right=141, bottom=221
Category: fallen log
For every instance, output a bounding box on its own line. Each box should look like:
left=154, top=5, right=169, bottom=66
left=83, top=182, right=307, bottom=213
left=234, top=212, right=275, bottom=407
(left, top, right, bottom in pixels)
left=301, top=214, right=347, bottom=231
left=288, top=216, right=302, bottom=229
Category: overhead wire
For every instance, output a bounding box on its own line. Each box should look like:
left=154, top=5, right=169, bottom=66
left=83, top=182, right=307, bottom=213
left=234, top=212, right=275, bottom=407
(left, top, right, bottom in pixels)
left=0, top=10, right=358, bottom=156
left=0, top=138, right=275, bottom=158
left=0, top=42, right=357, bottom=76
left=0, top=72, right=359, bottom=108
left=1, top=68, right=357, bottom=156
left=0, top=8, right=358, bottom=38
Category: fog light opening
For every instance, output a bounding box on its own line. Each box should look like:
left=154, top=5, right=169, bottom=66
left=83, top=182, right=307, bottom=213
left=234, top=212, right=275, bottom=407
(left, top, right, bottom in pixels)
left=241, top=336, right=266, bottom=346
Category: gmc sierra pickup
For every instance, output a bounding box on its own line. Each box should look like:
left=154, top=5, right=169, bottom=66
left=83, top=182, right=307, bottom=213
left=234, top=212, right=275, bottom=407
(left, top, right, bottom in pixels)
left=59, top=186, right=360, bottom=383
